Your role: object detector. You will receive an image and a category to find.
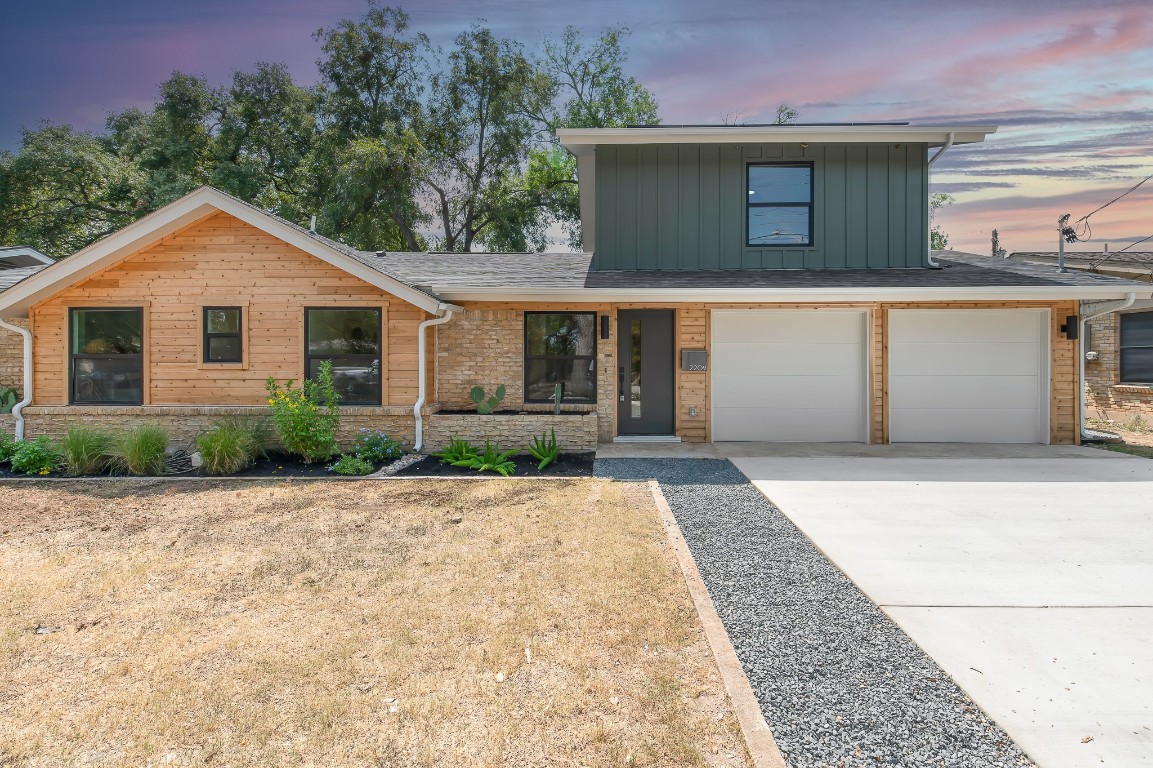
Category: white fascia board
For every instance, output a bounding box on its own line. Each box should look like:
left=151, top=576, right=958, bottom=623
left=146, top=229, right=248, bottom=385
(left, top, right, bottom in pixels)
left=0, top=247, right=55, bottom=266
left=0, top=187, right=445, bottom=317
left=433, top=285, right=1153, bottom=304
left=558, top=125, right=998, bottom=156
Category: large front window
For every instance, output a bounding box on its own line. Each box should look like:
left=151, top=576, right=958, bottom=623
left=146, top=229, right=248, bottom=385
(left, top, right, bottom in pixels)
left=304, top=308, right=382, bottom=405
left=70, top=308, right=144, bottom=404
left=747, top=163, right=813, bottom=247
left=1120, top=311, right=1153, bottom=384
left=524, top=312, right=597, bottom=403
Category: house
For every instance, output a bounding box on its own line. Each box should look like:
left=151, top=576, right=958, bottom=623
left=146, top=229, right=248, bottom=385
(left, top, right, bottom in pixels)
left=2, top=124, right=1151, bottom=450
left=1008, top=250, right=1153, bottom=424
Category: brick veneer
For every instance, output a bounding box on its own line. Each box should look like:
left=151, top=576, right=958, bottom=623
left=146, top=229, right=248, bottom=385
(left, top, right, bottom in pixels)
left=424, top=412, right=598, bottom=453
left=1084, top=312, right=1153, bottom=421
left=0, top=319, right=26, bottom=397
left=18, top=406, right=419, bottom=450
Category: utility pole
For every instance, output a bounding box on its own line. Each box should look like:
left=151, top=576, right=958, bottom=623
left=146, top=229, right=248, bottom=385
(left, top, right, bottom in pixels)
left=1057, top=214, right=1070, bottom=273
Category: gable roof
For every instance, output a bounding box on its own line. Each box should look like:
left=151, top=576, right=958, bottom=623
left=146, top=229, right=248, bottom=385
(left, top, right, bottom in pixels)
left=0, top=187, right=451, bottom=318
left=0, top=265, right=48, bottom=293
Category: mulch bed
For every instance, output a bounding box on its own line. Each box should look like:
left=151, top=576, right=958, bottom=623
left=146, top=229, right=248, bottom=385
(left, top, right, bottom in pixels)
left=394, top=452, right=595, bottom=478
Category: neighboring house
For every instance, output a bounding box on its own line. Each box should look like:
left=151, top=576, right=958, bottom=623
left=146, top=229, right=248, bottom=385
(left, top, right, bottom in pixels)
left=0, top=248, right=52, bottom=401
left=2, top=124, right=1151, bottom=449
left=1009, top=250, right=1153, bottom=423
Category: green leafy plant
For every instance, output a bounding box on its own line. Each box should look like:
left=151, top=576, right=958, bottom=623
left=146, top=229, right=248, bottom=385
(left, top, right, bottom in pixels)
left=266, top=360, right=341, bottom=463
left=0, top=387, right=17, bottom=414
left=527, top=428, right=560, bottom=471
left=112, top=425, right=169, bottom=476
left=433, top=436, right=480, bottom=465
left=469, top=384, right=506, bottom=415
left=61, top=425, right=115, bottom=475
left=456, top=440, right=518, bottom=477
left=353, top=429, right=404, bottom=464
left=328, top=454, right=374, bottom=476
left=11, top=436, right=64, bottom=476
left=196, top=418, right=271, bottom=475
left=0, top=433, right=16, bottom=463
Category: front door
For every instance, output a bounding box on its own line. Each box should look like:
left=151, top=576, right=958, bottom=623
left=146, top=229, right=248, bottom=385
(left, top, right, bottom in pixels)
left=617, top=309, right=675, bottom=435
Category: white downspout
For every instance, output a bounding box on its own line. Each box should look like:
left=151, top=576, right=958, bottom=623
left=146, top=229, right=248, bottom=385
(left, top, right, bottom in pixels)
left=1080, top=293, right=1136, bottom=441
left=926, top=132, right=955, bottom=268
left=0, top=317, right=32, bottom=440
left=413, top=306, right=455, bottom=452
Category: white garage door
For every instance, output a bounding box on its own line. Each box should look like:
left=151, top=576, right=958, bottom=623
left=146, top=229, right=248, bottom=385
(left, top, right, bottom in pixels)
left=888, top=309, right=1048, bottom=443
left=711, top=310, right=868, bottom=441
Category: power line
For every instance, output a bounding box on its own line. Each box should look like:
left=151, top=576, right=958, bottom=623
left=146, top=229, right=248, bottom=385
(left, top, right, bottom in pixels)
left=1075, top=172, right=1153, bottom=225
left=1089, top=234, right=1153, bottom=268
left=1061, top=171, right=1153, bottom=248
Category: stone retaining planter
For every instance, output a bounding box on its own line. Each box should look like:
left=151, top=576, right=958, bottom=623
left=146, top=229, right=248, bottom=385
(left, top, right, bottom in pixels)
left=424, top=412, right=598, bottom=453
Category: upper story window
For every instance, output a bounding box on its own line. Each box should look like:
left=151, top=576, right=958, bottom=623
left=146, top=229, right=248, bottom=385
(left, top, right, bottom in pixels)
left=747, top=163, right=813, bottom=247
left=1119, top=311, right=1153, bottom=384
left=70, top=307, right=144, bottom=405
left=524, top=312, right=597, bottom=403
left=203, top=307, right=243, bottom=364
left=304, top=307, right=382, bottom=405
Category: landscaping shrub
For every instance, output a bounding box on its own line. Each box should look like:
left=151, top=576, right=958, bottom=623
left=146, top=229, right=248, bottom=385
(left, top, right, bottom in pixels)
left=61, top=425, right=115, bottom=475
left=0, top=433, right=16, bottom=463
left=433, top=436, right=479, bottom=465
left=196, top=418, right=270, bottom=475
left=328, top=454, right=374, bottom=476
left=528, top=428, right=560, bottom=470
left=353, top=429, right=404, bottom=464
left=456, top=440, right=518, bottom=477
left=11, top=436, right=64, bottom=476
left=113, top=425, right=169, bottom=476
left=266, top=361, right=341, bottom=463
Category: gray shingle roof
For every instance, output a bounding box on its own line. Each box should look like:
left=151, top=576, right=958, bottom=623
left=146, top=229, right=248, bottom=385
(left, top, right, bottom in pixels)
left=0, top=266, right=47, bottom=293
left=1010, top=251, right=1153, bottom=267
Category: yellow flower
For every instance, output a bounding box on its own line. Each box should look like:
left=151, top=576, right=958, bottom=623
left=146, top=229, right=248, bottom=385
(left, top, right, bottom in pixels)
left=268, top=399, right=275, bottom=406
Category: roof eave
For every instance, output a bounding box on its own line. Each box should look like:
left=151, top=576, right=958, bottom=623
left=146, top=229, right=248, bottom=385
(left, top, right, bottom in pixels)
left=430, top=285, right=1153, bottom=304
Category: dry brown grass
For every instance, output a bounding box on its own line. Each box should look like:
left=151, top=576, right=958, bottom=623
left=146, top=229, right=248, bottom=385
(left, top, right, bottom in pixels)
left=0, top=478, right=750, bottom=768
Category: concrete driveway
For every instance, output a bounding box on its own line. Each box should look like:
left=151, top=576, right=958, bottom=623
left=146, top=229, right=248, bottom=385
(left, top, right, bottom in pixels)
left=729, top=445, right=1153, bottom=768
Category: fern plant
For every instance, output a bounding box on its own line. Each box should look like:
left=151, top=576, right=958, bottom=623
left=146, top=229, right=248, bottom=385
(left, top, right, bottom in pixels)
left=469, top=384, right=506, bottom=415
left=527, top=428, right=560, bottom=471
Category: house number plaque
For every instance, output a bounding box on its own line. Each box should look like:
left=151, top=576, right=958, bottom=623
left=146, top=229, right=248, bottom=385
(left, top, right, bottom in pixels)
left=681, top=349, right=707, bottom=372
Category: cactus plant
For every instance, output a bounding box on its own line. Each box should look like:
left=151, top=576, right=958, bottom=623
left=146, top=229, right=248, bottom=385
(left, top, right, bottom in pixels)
left=469, top=384, right=506, bottom=415
left=0, top=387, right=18, bottom=414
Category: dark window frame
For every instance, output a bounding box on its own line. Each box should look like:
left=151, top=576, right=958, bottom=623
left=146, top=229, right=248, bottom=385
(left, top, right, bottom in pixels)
left=202, top=306, right=243, bottom=364
left=746, top=162, right=814, bottom=248
left=69, top=306, right=144, bottom=406
left=523, top=311, right=598, bottom=404
left=303, top=306, right=384, bottom=406
left=1119, top=310, right=1153, bottom=384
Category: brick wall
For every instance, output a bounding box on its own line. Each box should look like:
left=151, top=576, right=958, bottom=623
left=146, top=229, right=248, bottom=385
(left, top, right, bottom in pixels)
left=20, top=405, right=417, bottom=450
left=424, top=412, right=598, bottom=453
left=1084, top=312, right=1153, bottom=422
left=0, top=318, right=26, bottom=397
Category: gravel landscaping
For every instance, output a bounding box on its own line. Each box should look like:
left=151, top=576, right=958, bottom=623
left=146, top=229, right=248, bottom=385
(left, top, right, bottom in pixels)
left=595, top=457, right=1034, bottom=768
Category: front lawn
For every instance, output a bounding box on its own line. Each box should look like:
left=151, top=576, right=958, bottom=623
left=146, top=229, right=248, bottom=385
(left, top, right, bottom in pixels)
left=0, top=478, right=749, bottom=767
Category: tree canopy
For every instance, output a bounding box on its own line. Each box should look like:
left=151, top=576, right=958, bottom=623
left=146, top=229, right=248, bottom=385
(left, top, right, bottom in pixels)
left=0, top=5, right=660, bottom=256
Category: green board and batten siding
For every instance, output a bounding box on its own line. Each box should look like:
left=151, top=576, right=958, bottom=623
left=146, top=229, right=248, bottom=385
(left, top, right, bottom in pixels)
left=592, top=143, right=929, bottom=270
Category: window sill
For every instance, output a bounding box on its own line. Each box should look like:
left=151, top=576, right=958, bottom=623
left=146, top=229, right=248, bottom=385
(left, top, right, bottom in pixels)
left=1112, top=384, right=1153, bottom=393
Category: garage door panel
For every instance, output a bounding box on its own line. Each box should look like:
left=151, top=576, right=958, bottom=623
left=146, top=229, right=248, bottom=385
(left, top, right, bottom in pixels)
left=711, top=310, right=867, bottom=442
left=715, top=373, right=868, bottom=403
left=712, top=310, right=865, bottom=344
left=713, top=342, right=864, bottom=377
left=889, top=408, right=1042, bottom=443
left=888, top=310, right=1046, bottom=444
left=889, top=375, right=1040, bottom=410
left=890, top=310, right=1042, bottom=343
left=714, top=407, right=864, bottom=442
left=889, top=342, right=1041, bottom=376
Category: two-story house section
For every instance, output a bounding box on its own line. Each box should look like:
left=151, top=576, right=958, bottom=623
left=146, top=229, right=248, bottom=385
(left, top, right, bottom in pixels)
left=2, top=124, right=1151, bottom=448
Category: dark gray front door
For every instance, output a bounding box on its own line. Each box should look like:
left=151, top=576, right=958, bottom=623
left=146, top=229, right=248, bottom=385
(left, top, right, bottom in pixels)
left=617, top=309, right=675, bottom=435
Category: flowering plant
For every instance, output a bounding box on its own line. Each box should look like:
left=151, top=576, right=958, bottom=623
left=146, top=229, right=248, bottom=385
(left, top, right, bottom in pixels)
left=265, top=361, right=341, bottom=463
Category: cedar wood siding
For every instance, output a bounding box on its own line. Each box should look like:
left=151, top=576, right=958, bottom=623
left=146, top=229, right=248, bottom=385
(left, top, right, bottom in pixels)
left=593, top=143, right=929, bottom=271
left=28, top=212, right=432, bottom=407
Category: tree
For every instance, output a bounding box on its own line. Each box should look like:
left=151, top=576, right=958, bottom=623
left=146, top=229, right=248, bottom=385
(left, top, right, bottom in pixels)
left=0, top=124, right=145, bottom=255
left=774, top=104, right=799, bottom=124
left=930, top=192, right=954, bottom=250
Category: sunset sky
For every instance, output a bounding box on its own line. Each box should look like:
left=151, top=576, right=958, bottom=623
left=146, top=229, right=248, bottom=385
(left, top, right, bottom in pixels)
left=2, top=0, right=1150, bottom=255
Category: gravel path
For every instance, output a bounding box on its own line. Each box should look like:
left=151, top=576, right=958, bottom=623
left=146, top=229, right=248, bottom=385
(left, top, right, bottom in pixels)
left=596, top=457, right=1033, bottom=768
